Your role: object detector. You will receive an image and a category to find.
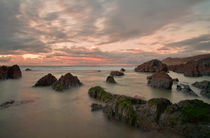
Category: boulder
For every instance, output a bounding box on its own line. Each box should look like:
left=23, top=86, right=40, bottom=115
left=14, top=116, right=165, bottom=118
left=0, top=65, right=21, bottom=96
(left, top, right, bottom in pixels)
left=7, top=65, right=22, bottom=79
left=52, top=73, right=82, bottom=91
left=192, top=80, right=210, bottom=90
left=91, top=103, right=103, bottom=111
left=120, top=68, right=126, bottom=72
left=135, top=59, right=168, bottom=72
left=34, top=73, right=57, bottom=87
left=25, top=68, right=32, bottom=71
left=106, top=76, right=116, bottom=84
left=110, top=71, right=124, bottom=76
left=176, top=84, right=198, bottom=97
left=147, top=71, right=173, bottom=89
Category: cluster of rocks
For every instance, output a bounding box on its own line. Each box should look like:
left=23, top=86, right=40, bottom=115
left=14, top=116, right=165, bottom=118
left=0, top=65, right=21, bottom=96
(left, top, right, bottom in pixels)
left=34, top=73, right=82, bottom=91
left=88, top=86, right=210, bottom=137
left=135, top=59, right=168, bottom=72
left=106, top=69, right=126, bottom=84
left=168, top=58, right=210, bottom=77
left=0, top=65, right=22, bottom=80
left=192, top=80, right=210, bottom=98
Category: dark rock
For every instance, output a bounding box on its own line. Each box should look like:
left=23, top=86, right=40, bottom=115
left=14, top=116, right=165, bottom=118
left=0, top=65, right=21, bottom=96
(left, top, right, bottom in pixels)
left=120, top=68, right=126, bottom=72
left=25, top=68, right=32, bottom=71
left=91, top=103, right=103, bottom=111
left=176, top=84, right=198, bottom=97
left=34, top=73, right=57, bottom=87
left=147, top=71, right=173, bottom=89
left=110, top=71, right=124, bottom=76
left=0, top=100, right=15, bottom=109
left=172, top=78, right=179, bottom=83
left=0, top=65, right=22, bottom=79
left=88, top=86, right=210, bottom=137
left=135, top=59, right=168, bottom=72
left=52, top=73, right=82, bottom=91
left=106, top=76, right=116, bottom=84
left=192, top=80, right=210, bottom=90
left=201, top=90, right=210, bottom=99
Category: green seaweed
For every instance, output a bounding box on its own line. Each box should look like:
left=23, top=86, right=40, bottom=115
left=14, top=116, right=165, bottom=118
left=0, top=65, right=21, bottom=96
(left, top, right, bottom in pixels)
left=52, top=84, right=64, bottom=91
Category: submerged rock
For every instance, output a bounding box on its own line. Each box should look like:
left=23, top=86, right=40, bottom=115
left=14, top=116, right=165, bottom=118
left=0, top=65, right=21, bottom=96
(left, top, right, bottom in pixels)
left=91, top=103, right=104, bottom=111
left=147, top=71, right=173, bottom=89
left=34, top=73, right=57, bottom=87
left=52, top=73, right=82, bottom=91
left=110, top=71, right=124, bottom=76
left=120, top=68, right=126, bottom=72
left=0, top=100, right=15, bottom=109
left=176, top=84, right=198, bottom=97
left=0, top=65, right=22, bottom=79
left=88, top=86, right=210, bottom=137
left=135, top=59, right=168, bottom=72
left=106, top=76, right=116, bottom=84
left=25, top=68, right=32, bottom=71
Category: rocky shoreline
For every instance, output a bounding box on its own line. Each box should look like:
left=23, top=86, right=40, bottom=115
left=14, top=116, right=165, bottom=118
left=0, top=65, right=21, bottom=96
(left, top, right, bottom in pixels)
left=88, top=86, right=210, bottom=138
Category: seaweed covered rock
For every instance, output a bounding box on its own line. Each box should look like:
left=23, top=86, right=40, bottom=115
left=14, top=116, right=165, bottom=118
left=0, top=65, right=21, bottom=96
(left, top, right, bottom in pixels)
left=106, top=76, right=116, bottom=84
left=34, top=73, right=57, bottom=87
left=135, top=59, right=168, bottom=72
left=52, top=73, right=82, bottom=91
left=176, top=84, right=198, bottom=97
left=0, top=65, right=22, bottom=79
left=110, top=71, right=124, bottom=76
left=160, top=99, right=210, bottom=137
left=91, top=103, right=104, bottom=112
left=147, top=71, right=173, bottom=89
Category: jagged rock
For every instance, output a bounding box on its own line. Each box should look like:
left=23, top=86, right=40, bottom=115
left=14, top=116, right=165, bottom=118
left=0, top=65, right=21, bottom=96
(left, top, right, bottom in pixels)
left=52, top=73, right=82, bottom=91
left=120, top=68, right=126, bottom=72
left=34, top=73, right=57, bottom=87
left=106, top=76, right=116, bottom=84
left=25, top=68, right=32, bottom=71
left=200, top=90, right=210, bottom=98
left=135, top=59, right=168, bottom=72
left=91, top=103, right=103, bottom=111
left=0, top=65, right=22, bottom=79
left=176, top=84, right=198, bottom=97
left=88, top=86, right=210, bottom=137
left=110, top=71, right=124, bottom=76
left=147, top=71, right=173, bottom=89
left=192, top=80, right=210, bottom=90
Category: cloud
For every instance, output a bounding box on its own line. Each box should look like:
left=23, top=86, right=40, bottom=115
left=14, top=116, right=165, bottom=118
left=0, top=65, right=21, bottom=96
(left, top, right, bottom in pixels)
left=0, top=56, right=11, bottom=63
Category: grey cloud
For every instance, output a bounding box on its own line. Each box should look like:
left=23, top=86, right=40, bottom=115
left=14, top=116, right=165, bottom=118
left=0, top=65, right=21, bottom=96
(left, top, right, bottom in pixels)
left=0, top=56, right=11, bottom=63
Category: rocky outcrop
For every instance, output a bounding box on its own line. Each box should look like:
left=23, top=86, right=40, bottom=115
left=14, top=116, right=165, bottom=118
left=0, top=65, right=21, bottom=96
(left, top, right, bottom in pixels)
left=25, top=68, right=32, bottom=71
left=88, top=86, right=210, bottom=137
left=168, top=57, right=210, bottom=77
left=135, top=59, right=168, bottom=72
left=34, top=73, right=57, bottom=87
left=91, top=103, right=104, bottom=111
left=106, top=76, right=116, bottom=84
left=110, top=71, right=124, bottom=76
left=120, top=68, right=126, bottom=72
left=192, top=80, right=210, bottom=98
left=147, top=71, right=173, bottom=89
left=176, top=84, right=198, bottom=97
left=52, top=73, right=82, bottom=91
left=0, top=65, right=22, bottom=79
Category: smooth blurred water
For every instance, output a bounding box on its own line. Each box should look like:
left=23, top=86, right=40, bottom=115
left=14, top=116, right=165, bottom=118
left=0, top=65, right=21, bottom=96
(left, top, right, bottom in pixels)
left=0, top=66, right=210, bottom=138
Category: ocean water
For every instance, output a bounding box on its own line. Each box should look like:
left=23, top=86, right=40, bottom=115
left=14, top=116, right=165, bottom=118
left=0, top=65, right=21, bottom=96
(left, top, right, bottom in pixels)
left=0, top=66, right=210, bottom=138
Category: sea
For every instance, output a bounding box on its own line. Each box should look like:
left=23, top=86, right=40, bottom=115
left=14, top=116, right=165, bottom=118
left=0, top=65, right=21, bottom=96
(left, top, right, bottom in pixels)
left=0, top=66, right=210, bottom=138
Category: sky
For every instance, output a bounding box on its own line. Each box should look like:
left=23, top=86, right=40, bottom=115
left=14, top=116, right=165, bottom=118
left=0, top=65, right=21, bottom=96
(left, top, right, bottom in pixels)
left=0, top=0, right=210, bottom=66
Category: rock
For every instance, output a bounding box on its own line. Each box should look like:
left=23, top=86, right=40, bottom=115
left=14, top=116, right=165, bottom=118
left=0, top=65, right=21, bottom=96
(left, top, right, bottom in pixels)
left=34, top=73, right=57, bottom=87
left=147, top=71, right=173, bottom=89
left=106, top=76, right=116, bottom=84
left=0, top=100, right=15, bottom=109
left=192, top=80, right=210, bottom=90
left=52, top=73, right=82, bottom=91
left=88, top=86, right=210, bottom=137
left=25, top=68, right=32, bottom=71
left=91, top=103, right=103, bottom=111
left=0, top=65, right=22, bottom=79
left=176, top=84, right=198, bottom=97
left=160, top=99, right=210, bottom=137
left=135, top=59, right=168, bottom=72
left=120, top=68, right=126, bottom=72
left=110, top=71, right=124, bottom=76
left=200, top=90, right=210, bottom=98
left=172, top=78, right=179, bottom=83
